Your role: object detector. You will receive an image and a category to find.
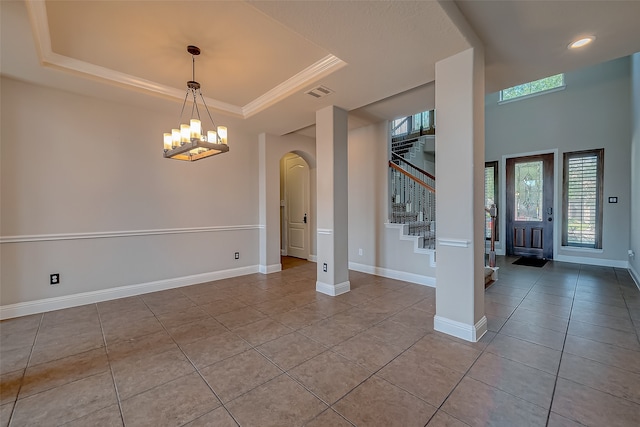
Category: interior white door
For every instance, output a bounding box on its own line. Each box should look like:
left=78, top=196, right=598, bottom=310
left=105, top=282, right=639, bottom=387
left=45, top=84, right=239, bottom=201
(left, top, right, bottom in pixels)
left=285, top=155, right=309, bottom=259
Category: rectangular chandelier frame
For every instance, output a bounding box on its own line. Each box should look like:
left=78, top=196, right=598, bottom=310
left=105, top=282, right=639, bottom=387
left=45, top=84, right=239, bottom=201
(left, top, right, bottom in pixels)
left=164, top=139, right=229, bottom=162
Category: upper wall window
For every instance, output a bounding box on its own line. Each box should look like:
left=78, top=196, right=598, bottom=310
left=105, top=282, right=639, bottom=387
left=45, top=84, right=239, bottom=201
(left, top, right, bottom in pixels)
left=391, top=110, right=435, bottom=138
left=391, top=117, right=409, bottom=137
left=412, top=111, right=431, bottom=133
left=500, top=74, right=565, bottom=102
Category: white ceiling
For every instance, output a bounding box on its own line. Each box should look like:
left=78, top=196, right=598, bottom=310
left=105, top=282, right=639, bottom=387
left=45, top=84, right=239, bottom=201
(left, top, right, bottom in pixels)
left=1, top=0, right=639, bottom=137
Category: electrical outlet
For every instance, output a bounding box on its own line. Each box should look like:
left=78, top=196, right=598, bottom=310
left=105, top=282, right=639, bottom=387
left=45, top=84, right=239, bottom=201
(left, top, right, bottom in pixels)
left=50, top=273, right=60, bottom=285
left=323, top=263, right=327, bottom=272
left=234, top=252, right=240, bottom=260
left=358, top=248, right=363, bottom=256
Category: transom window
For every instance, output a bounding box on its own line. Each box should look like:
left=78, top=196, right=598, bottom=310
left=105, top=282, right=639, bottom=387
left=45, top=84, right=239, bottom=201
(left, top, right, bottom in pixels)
left=500, top=74, right=565, bottom=102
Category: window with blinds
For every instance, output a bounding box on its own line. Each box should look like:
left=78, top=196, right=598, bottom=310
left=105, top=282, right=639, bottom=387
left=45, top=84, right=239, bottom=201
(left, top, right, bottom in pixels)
left=485, top=161, right=499, bottom=240
left=562, top=149, right=604, bottom=248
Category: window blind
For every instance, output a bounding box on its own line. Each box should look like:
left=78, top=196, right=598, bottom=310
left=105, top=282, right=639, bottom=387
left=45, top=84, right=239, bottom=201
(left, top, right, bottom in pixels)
left=564, top=152, right=601, bottom=248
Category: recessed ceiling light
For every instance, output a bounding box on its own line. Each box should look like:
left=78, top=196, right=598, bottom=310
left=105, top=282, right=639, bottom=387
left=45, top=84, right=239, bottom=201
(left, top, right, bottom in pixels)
left=569, top=36, right=595, bottom=49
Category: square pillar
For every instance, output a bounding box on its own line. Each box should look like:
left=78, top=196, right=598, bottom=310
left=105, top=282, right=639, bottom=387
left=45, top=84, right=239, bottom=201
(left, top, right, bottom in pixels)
left=434, top=48, right=487, bottom=341
left=315, top=106, right=350, bottom=296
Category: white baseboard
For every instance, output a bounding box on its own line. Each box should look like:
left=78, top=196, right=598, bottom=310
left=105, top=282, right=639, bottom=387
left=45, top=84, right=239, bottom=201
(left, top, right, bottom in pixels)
left=0, top=265, right=259, bottom=320
left=280, top=249, right=287, bottom=256
left=629, top=264, right=640, bottom=291
left=434, top=315, right=487, bottom=342
left=308, top=254, right=317, bottom=262
left=316, top=280, right=350, bottom=296
left=259, top=264, right=282, bottom=274
left=349, top=262, right=436, bottom=288
left=555, top=254, right=629, bottom=268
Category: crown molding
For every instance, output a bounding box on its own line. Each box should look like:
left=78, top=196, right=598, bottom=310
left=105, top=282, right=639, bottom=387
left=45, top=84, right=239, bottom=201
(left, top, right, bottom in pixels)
left=25, top=0, right=344, bottom=119
left=242, top=54, right=347, bottom=118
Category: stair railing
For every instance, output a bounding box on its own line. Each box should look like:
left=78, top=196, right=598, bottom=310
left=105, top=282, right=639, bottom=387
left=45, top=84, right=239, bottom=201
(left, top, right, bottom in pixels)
left=389, top=153, right=436, bottom=249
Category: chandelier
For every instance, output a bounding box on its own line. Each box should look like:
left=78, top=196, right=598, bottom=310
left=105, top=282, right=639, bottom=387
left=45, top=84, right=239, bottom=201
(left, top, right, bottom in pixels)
left=163, top=45, right=229, bottom=161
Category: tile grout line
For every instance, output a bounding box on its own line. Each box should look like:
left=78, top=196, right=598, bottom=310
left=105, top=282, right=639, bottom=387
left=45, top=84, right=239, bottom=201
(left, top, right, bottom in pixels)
left=427, top=260, right=540, bottom=424
left=247, top=287, right=433, bottom=426
left=143, top=295, right=243, bottom=427
left=436, top=262, right=574, bottom=427
left=5, top=312, right=44, bottom=427
left=216, top=278, right=433, bottom=425
left=96, top=303, right=127, bottom=427
left=544, top=263, right=580, bottom=426
left=615, top=268, right=640, bottom=345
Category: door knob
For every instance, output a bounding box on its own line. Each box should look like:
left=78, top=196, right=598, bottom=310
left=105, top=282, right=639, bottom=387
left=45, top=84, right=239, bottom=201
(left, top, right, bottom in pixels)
left=303, top=214, right=307, bottom=224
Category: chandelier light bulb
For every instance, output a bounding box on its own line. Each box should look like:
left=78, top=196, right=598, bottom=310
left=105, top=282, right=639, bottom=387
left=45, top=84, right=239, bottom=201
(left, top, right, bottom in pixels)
left=190, top=119, right=201, bottom=139
left=163, top=133, right=172, bottom=150
left=218, top=126, right=228, bottom=144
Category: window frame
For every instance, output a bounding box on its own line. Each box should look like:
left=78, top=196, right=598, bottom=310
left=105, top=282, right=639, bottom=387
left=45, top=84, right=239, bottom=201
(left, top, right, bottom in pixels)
left=485, top=161, right=499, bottom=242
left=562, top=149, right=604, bottom=249
left=499, top=74, right=566, bottom=104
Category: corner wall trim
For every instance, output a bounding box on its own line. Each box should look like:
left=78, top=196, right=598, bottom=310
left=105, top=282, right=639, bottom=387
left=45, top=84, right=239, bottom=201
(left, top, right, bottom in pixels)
left=348, top=262, right=435, bottom=287
left=316, top=280, right=350, bottom=296
left=434, top=315, right=487, bottom=342
left=0, top=266, right=260, bottom=320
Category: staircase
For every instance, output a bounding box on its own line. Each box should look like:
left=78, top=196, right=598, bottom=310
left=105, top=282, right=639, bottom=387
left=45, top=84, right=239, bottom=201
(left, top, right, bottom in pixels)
left=388, top=151, right=436, bottom=250
left=387, top=127, right=498, bottom=286
left=390, top=203, right=436, bottom=250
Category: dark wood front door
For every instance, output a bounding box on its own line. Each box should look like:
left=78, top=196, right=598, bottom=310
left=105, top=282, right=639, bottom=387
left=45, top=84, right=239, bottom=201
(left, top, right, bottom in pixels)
left=506, top=153, right=554, bottom=259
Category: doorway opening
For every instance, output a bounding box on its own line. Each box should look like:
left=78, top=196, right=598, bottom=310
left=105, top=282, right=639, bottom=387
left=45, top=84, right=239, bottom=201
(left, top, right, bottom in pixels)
left=280, top=153, right=311, bottom=261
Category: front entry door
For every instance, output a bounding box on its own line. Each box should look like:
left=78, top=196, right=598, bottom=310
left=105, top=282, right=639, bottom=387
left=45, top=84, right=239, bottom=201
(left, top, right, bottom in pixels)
left=506, top=153, right=554, bottom=259
left=284, top=155, right=309, bottom=259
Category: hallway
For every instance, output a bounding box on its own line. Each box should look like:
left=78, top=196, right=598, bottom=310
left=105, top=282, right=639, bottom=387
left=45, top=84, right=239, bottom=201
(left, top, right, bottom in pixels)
left=1, top=257, right=639, bottom=426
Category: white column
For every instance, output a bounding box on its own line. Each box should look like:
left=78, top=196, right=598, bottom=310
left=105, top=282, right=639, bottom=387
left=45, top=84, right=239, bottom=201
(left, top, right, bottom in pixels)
left=434, top=48, right=487, bottom=342
left=315, top=106, right=350, bottom=296
left=258, top=133, right=282, bottom=274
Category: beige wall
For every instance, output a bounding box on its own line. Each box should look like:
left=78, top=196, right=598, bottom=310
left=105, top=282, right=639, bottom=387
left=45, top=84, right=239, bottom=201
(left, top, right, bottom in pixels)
left=348, top=121, right=436, bottom=280
left=1, top=77, right=259, bottom=309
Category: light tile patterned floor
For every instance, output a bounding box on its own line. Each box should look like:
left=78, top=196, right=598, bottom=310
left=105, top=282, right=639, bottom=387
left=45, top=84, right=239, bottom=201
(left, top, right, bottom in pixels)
left=1, top=256, right=639, bottom=426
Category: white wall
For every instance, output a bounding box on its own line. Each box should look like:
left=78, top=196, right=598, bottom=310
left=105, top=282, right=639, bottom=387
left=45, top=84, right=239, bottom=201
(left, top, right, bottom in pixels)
left=485, top=57, right=632, bottom=266
left=630, top=53, right=640, bottom=284
left=1, top=77, right=259, bottom=312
